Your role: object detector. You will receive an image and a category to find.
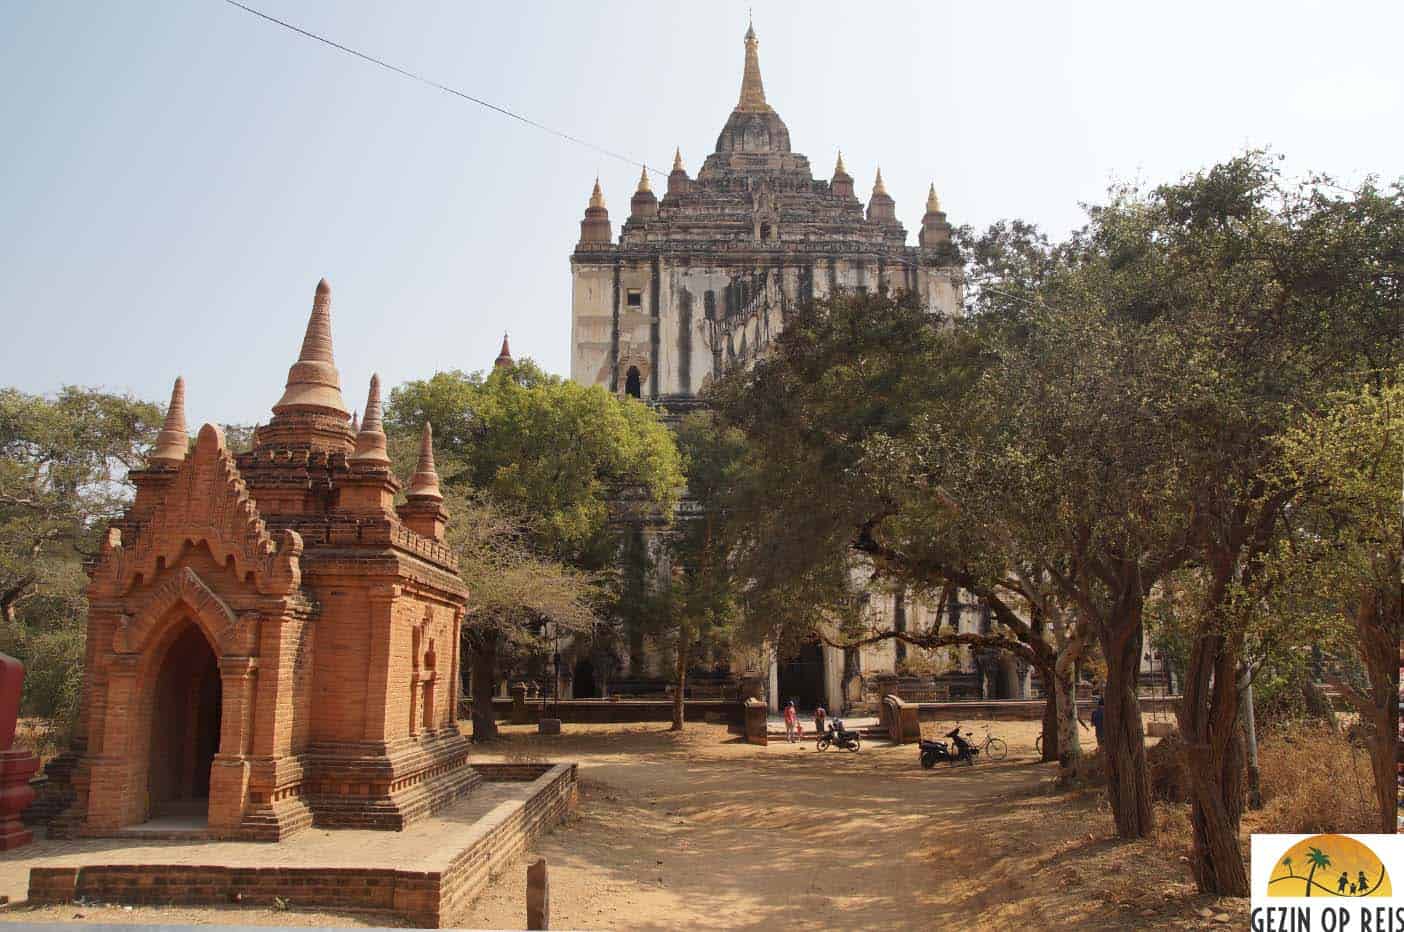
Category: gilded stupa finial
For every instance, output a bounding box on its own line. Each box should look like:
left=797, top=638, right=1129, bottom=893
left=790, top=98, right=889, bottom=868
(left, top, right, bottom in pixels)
left=736, top=17, right=769, bottom=112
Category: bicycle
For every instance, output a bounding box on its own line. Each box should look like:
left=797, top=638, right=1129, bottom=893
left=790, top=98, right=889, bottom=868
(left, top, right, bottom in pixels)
left=976, top=723, right=1008, bottom=761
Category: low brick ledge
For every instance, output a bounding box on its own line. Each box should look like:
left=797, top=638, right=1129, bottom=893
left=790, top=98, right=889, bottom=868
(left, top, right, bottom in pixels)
left=26, top=762, right=579, bottom=929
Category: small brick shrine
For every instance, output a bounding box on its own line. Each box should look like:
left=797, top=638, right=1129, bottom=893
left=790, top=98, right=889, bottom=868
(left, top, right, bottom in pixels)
left=49, top=279, right=478, bottom=839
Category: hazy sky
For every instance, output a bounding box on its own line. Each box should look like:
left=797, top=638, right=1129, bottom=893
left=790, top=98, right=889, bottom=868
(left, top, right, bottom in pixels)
left=2, top=0, right=1400, bottom=426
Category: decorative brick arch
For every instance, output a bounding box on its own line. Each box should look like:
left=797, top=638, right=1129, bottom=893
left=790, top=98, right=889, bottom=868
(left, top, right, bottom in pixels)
left=117, top=565, right=253, bottom=659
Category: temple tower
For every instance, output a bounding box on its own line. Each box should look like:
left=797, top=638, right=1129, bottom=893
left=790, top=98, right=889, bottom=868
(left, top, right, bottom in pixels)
left=569, top=21, right=962, bottom=413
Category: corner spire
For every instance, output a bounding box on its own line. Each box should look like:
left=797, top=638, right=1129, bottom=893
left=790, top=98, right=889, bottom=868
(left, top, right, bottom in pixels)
left=405, top=422, right=443, bottom=501
left=495, top=332, right=514, bottom=369
left=673, top=147, right=684, bottom=172
left=873, top=167, right=888, bottom=197
left=736, top=19, right=770, bottom=113
left=272, top=278, right=348, bottom=416
left=150, top=375, right=189, bottom=464
left=351, top=373, right=390, bottom=464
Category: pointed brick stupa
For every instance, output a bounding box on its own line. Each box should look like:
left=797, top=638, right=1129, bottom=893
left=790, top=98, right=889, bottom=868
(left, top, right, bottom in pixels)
left=494, top=333, right=514, bottom=369
left=149, top=376, right=189, bottom=465
left=736, top=19, right=770, bottom=112
left=350, top=410, right=360, bottom=433
left=350, top=374, right=390, bottom=464
left=273, top=279, right=348, bottom=417
left=405, top=422, right=442, bottom=501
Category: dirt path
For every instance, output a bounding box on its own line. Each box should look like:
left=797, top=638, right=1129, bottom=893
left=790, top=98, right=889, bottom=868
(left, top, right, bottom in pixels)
left=5, top=718, right=1243, bottom=930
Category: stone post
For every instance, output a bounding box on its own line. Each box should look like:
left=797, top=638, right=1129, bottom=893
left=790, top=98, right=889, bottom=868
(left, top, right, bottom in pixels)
left=527, top=857, right=549, bottom=930
left=0, top=653, right=39, bottom=850
left=510, top=682, right=529, bottom=725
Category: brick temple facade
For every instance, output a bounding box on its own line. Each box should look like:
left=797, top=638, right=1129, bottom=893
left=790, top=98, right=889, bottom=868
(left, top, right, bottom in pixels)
left=51, top=279, right=478, bottom=840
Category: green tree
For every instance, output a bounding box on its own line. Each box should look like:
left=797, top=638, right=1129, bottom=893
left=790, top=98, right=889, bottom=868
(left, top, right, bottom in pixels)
left=386, top=361, right=684, bottom=738
left=387, top=360, right=683, bottom=566
left=1267, top=381, right=1402, bottom=832
left=656, top=412, right=747, bottom=730
left=0, top=386, right=162, bottom=736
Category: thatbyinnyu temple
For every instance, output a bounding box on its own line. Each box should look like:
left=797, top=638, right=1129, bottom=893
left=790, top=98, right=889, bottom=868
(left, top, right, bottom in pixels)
left=564, top=24, right=1168, bottom=712
left=49, top=280, right=479, bottom=839
left=570, top=22, right=961, bottom=411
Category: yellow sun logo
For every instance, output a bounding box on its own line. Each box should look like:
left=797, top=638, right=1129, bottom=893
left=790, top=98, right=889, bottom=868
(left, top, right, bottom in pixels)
left=1267, top=835, right=1391, bottom=898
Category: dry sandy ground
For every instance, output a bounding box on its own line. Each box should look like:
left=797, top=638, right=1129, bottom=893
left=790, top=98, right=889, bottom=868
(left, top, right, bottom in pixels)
left=3, top=717, right=1247, bottom=930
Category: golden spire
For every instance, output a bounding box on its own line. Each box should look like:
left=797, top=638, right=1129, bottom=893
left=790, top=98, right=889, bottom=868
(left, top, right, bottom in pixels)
left=736, top=19, right=770, bottom=112
left=926, top=183, right=941, bottom=213
left=405, top=422, right=443, bottom=501
left=589, top=177, right=605, bottom=209
left=834, top=150, right=848, bottom=177
left=672, top=147, right=684, bottom=172
left=873, top=167, right=888, bottom=197
left=351, top=373, right=390, bottom=464
left=495, top=332, right=514, bottom=368
left=150, top=375, right=189, bottom=464
left=272, top=278, right=348, bottom=416
left=637, top=166, right=651, bottom=193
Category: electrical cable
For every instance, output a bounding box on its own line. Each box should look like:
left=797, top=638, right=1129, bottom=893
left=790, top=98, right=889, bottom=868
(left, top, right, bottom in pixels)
left=222, top=0, right=656, bottom=174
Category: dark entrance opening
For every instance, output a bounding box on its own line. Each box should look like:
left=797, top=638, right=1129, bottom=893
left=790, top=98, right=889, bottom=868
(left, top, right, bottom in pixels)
left=148, top=622, right=222, bottom=820
left=573, top=659, right=598, bottom=698
left=625, top=366, right=642, bottom=399
left=777, top=641, right=825, bottom=710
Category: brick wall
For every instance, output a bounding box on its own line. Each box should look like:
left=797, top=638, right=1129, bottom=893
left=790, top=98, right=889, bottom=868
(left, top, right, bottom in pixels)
left=27, top=763, right=578, bottom=929
left=462, top=697, right=744, bottom=725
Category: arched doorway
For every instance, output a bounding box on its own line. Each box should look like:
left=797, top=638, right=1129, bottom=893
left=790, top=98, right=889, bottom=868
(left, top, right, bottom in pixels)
left=147, top=622, right=222, bottom=821
left=777, top=641, right=825, bottom=710
left=625, top=366, right=642, bottom=399
left=573, top=658, right=598, bottom=698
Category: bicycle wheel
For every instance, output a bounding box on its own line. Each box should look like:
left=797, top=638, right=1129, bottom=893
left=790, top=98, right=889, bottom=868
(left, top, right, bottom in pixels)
left=986, top=737, right=1008, bottom=761
left=816, top=736, right=829, bottom=751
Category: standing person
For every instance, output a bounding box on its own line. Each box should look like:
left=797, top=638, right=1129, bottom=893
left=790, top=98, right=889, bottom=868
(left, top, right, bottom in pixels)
left=783, top=700, right=799, bottom=743
left=1091, top=693, right=1106, bottom=747
left=814, top=704, right=828, bottom=738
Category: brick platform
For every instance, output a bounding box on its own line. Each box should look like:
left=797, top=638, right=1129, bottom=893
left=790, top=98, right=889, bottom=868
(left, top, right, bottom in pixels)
left=18, top=763, right=576, bottom=929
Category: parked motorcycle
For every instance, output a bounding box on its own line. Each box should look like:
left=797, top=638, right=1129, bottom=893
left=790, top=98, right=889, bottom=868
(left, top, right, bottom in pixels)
left=816, top=719, right=861, bottom=752
left=945, top=726, right=979, bottom=766
left=918, top=737, right=951, bottom=769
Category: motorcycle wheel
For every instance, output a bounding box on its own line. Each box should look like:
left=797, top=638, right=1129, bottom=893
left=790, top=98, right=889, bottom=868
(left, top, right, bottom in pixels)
left=986, top=738, right=1008, bottom=761
left=920, top=751, right=937, bottom=769
left=816, top=737, right=828, bottom=751
left=848, top=737, right=860, bottom=752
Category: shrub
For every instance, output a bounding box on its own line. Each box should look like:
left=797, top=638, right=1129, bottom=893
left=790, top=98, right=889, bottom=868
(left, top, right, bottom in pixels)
left=1256, top=720, right=1377, bottom=834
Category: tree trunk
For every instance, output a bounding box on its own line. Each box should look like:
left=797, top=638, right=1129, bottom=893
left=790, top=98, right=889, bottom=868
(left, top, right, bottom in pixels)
left=671, top=624, right=686, bottom=732
left=1241, top=677, right=1263, bottom=810
left=1180, top=631, right=1249, bottom=896
left=1354, top=591, right=1401, bottom=834
left=1101, top=619, right=1154, bottom=838
left=469, top=632, right=500, bottom=742
left=1054, top=655, right=1082, bottom=783
left=1040, top=688, right=1059, bottom=764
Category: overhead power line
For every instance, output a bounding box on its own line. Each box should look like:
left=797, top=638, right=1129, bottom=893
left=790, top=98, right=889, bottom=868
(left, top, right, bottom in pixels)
left=222, top=0, right=655, bottom=173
